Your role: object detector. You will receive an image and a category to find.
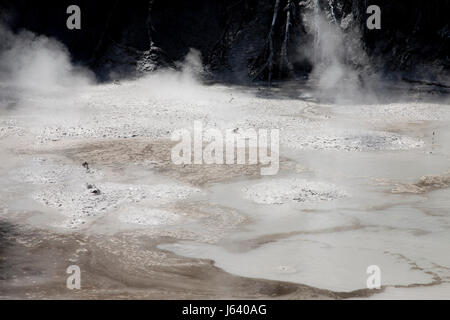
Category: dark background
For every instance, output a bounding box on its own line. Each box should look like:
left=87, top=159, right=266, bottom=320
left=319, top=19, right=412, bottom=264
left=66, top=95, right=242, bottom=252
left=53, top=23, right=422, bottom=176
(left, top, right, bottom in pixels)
left=1, top=0, right=449, bottom=82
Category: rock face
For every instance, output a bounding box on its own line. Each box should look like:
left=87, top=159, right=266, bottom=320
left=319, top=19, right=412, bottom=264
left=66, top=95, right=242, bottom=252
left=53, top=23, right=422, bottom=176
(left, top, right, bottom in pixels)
left=1, top=0, right=449, bottom=81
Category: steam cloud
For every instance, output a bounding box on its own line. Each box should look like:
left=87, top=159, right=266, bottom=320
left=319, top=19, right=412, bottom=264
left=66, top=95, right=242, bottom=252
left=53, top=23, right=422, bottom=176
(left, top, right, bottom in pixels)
left=0, top=24, right=95, bottom=92
left=0, top=24, right=227, bottom=111
left=301, top=5, right=380, bottom=104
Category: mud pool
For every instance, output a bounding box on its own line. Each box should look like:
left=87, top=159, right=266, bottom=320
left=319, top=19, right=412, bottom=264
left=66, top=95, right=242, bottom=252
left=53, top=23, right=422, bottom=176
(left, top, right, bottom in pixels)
left=1, top=78, right=449, bottom=299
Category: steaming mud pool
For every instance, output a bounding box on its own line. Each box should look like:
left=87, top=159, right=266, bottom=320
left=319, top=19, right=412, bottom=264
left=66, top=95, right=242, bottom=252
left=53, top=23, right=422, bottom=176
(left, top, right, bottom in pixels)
left=1, top=79, right=450, bottom=299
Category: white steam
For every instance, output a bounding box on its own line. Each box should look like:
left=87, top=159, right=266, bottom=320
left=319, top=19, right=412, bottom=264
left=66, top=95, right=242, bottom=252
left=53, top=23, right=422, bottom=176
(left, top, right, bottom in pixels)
left=0, top=24, right=232, bottom=112
left=0, top=25, right=94, bottom=92
left=137, top=48, right=238, bottom=103
left=301, top=3, right=379, bottom=103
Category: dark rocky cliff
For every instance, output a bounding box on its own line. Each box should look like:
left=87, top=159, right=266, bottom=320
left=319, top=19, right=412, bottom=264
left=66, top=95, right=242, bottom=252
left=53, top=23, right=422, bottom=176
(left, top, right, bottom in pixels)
left=1, top=0, right=449, bottom=82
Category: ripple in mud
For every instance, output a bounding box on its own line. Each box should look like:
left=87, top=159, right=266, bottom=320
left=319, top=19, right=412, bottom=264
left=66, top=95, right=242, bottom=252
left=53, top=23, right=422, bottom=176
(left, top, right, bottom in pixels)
left=118, top=208, right=180, bottom=226
left=392, top=171, right=450, bottom=194
left=32, top=182, right=201, bottom=229
left=63, top=139, right=265, bottom=186
left=13, top=158, right=103, bottom=185
left=110, top=202, right=246, bottom=244
left=283, top=130, right=424, bottom=151
left=35, top=124, right=169, bottom=143
left=0, top=119, right=24, bottom=139
left=335, top=103, right=450, bottom=122
left=242, top=178, right=347, bottom=205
